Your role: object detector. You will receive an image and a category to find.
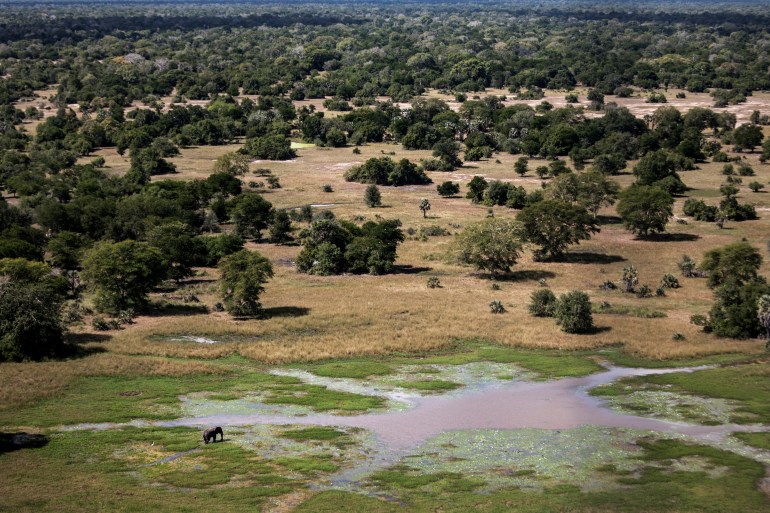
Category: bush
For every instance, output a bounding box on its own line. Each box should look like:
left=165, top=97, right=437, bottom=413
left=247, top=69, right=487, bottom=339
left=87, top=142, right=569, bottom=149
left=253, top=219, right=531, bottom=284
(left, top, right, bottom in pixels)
left=364, top=184, right=382, bottom=208
left=322, top=184, right=333, bottom=193
left=0, top=283, right=64, bottom=361
left=748, top=181, right=765, bottom=192
left=489, top=300, right=506, bottom=314
left=554, top=290, right=594, bottom=333
left=660, top=274, right=680, bottom=289
left=427, top=276, right=441, bottom=289
left=437, top=181, right=461, bottom=197
left=636, top=284, right=653, bottom=298
left=242, top=134, right=296, bottom=160
left=528, top=288, right=557, bottom=317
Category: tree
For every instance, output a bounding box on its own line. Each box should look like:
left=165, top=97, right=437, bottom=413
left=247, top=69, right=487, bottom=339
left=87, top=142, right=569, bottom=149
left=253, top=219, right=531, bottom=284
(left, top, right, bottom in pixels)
left=591, top=153, right=627, bottom=176
left=545, top=172, right=620, bottom=216
left=453, top=217, right=523, bottom=275
left=616, top=185, right=673, bottom=237
left=437, top=181, right=460, bottom=197
left=528, top=288, right=557, bottom=317
left=231, top=193, right=273, bottom=240
left=47, top=231, right=90, bottom=270
left=269, top=210, right=293, bottom=243
left=242, top=134, right=296, bottom=160
left=82, top=240, right=167, bottom=313
left=555, top=290, right=594, bottom=333
left=700, top=242, right=762, bottom=289
left=632, top=150, right=685, bottom=192
left=419, top=198, right=431, bottom=218
left=732, top=124, right=763, bottom=152
left=218, top=249, right=273, bottom=317
left=466, top=176, right=488, bottom=203
left=0, top=283, right=64, bottom=362
left=514, top=157, right=529, bottom=177
left=364, top=184, right=382, bottom=208
left=758, top=295, right=770, bottom=346
left=517, top=200, right=599, bottom=260
left=432, top=139, right=462, bottom=169
left=146, top=222, right=206, bottom=282
left=213, top=152, right=251, bottom=175
left=709, top=279, right=770, bottom=339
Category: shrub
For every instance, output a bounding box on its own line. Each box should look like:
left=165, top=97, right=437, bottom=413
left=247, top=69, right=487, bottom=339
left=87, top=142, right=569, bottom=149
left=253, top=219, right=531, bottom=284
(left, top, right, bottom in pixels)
left=490, top=300, right=506, bottom=314
left=322, top=184, right=333, bottom=193
left=427, top=276, right=441, bottom=289
left=636, top=284, right=653, bottom=298
left=660, top=274, right=680, bottom=289
left=748, top=181, right=765, bottom=192
left=437, top=181, right=460, bottom=197
left=672, top=333, right=686, bottom=341
left=364, top=184, right=382, bottom=208
left=528, top=288, right=557, bottom=317
left=554, top=290, right=594, bottom=333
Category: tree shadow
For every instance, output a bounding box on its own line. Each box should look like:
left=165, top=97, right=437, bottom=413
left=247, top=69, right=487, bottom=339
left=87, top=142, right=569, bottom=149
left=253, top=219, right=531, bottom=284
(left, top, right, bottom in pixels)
left=555, top=252, right=627, bottom=264
left=596, top=214, right=622, bottom=225
left=582, top=326, right=612, bottom=335
left=492, top=270, right=557, bottom=282
left=59, top=333, right=110, bottom=359
left=0, top=432, right=49, bottom=455
left=263, top=306, right=311, bottom=318
left=147, top=303, right=210, bottom=316
left=641, top=233, right=700, bottom=242
left=392, top=265, right=433, bottom=275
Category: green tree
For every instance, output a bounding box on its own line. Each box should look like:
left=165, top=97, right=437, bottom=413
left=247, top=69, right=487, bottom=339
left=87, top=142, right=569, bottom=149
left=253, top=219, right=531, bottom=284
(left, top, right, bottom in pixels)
left=364, top=184, right=382, bottom=208
left=269, top=210, right=293, bottom=244
left=731, top=124, right=763, bottom=152
left=146, top=222, right=206, bottom=282
left=700, top=242, right=762, bottom=289
left=453, top=217, right=523, bottom=275
left=213, top=152, right=251, bottom=175
left=466, top=176, right=488, bottom=204
left=517, top=200, right=599, bottom=260
left=709, top=279, right=770, bottom=339
left=218, top=249, right=274, bottom=317
left=514, top=157, right=529, bottom=177
left=437, top=181, right=460, bottom=197
left=419, top=198, right=431, bottom=218
left=0, top=283, right=64, bottom=362
left=47, top=231, right=90, bottom=270
left=555, top=290, right=594, bottom=333
left=231, top=193, right=273, bottom=240
left=242, top=134, right=296, bottom=160
left=616, top=185, right=673, bottom=237
left=82, top=240, right=167, bottom=313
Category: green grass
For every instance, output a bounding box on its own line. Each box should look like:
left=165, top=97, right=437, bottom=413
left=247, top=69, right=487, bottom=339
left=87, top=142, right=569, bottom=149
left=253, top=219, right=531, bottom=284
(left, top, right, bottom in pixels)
left=263, top=383, right=385, bottom=412
left=405, top=342, right=604, bottom=378
left=280, top=427, right=347, bottom=441
left=296, top=439, right=769, bottom=513
left=591, top=363, right=770, bottom=423
left=308, top=361, right=394, bottom=379
left=0, top=365, right=385, bottom=428
left=732, top=432, right=770, bottom=450
left=2, top=427, right=296, bottom=513
left=392, top=379, right=461, bottom=391
left=275, top=455, right=339, bottom=473
left=598, top=349, right=755, bottom=369
left=592, top=303, right=667, bottom=318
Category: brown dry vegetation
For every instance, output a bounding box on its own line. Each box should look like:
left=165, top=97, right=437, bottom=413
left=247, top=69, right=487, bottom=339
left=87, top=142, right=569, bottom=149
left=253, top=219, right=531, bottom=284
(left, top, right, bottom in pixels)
left=10, top=90, right=770, bottom=405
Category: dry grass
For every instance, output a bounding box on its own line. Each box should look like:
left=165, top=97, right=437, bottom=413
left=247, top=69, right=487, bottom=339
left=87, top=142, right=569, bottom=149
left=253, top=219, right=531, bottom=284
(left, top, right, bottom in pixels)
left=71, top=132, right=770, bottom=364
left=9, top=91, right=770, bottom=403
left=0, top=354, right=223, bottom=410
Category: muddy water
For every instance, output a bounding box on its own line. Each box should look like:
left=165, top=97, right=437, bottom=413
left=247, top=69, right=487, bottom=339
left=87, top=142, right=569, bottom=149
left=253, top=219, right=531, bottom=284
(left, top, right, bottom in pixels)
left=158, top=365, right=765, bottom=450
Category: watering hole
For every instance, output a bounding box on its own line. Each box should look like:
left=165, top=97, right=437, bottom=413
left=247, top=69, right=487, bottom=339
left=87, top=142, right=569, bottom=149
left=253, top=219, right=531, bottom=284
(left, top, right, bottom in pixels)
left=159, top=365, right=766, bottom=449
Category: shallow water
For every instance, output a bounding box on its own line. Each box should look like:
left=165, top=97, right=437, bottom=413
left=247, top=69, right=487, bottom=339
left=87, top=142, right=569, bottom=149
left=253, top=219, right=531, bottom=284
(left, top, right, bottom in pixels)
left=159, top=365, right=766, bottom=450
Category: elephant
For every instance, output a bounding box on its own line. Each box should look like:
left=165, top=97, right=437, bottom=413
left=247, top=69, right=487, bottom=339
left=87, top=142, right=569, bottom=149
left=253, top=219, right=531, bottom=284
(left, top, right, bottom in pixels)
left=203, top=426, right=224, bottom=444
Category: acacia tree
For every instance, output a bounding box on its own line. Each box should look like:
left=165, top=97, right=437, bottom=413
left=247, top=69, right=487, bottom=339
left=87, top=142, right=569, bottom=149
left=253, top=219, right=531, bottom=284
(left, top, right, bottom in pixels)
left=616, top=185, right=673, bottom=237
left=82, top=240, right=167, bottom=313
left=516, top=200, right=599, bottom=260
left=454, top=217, right=523, bottom=275
left=218, top=249, right=274, bottom=317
